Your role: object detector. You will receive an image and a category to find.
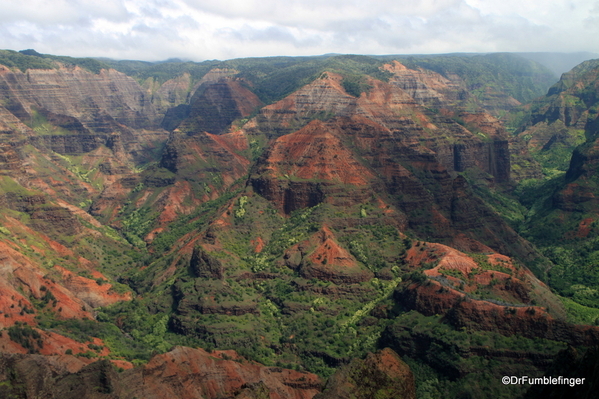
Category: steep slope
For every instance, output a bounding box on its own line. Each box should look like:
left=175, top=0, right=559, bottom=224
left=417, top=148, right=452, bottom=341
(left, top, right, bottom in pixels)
left=0, top=347, right=322, bottom=399
left=0, top=64, right=162, bottom=134
left=245, top=66, right=511, bottom=183
left=513, top=59, right=599, bottom=175
left=391, top=53, right=557, bottom=109
left=314, top=348, right=415, bottom=399
left=513, top=60, right=599, bottom=313
left=177, top=77, right=263, bottom=135
left=247, top=110, right=530, bottom=263
left=0, top=51, right=593, bottom=399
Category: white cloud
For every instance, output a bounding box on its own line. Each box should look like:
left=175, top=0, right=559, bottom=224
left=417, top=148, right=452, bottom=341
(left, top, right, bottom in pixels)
left=0, top=0, right=597, bottom=60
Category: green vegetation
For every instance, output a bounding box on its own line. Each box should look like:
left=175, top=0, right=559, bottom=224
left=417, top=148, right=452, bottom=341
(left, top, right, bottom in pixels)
left=0, top=49, right=110, bottom=73
left=384, top=311, right=566, bottom=399
left=149, top=191, right=236, bottom=255
left=6, top=323, right=43, bottom=354
left=27, top=108, right=71, bottom=136
left=228, top=54, right=393, bottom=104
left=560, top=296, right=599, bottom=325
left=2, top=48, right=599, bottom=399
left=36, top=316, right=158, bottom=361
left=0, top=50, right=57, bottom=71
left=391, top=53, right=556, bottom=104
left=341, top=73, right=371, bottom=97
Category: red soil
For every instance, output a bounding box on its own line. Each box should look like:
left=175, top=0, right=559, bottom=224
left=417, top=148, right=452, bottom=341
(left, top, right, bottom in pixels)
left=264, top=120, right=376, bottom=185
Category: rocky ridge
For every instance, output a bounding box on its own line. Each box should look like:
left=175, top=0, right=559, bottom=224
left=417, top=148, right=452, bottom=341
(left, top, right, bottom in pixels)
left=0, top=52, right=596, bottom=399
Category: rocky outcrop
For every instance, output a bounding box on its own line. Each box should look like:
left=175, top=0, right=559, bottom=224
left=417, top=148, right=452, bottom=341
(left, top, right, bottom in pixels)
left=190, top=246, right=224, bottom=279
left=160, top=129, right=250, bottom=180
left=283, top=226, right=374, bottom=284
left=0, top=213, right=131, bottom=333
left=250, top=119, right=377, bottom=214
left=446, top=298, right=599, bottom=346
left=375, top=240, right=599, bottom=348
left=0, top=347, right=322, bottom=399
left=172, top=278, right=260, bottom=339
left=394, top=281, right=599, bottom=346
left=0, top=62, right=168, bottom=180
left=178, top=77, right=262, bottom=135
left=512, top=59, right=599, bottom=176
left=314, top=348, right=415, bottom=399
left=245, top=66, right=511, bottom=183
left=0, top=64, right=160, bottom=130
left=120, top=347, right=321, bottom=399
left=383, top=60, right=466, bottom=108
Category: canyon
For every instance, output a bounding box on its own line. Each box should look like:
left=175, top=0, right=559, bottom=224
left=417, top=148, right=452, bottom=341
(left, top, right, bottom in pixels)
left=0, top=49, right=598, bottom=398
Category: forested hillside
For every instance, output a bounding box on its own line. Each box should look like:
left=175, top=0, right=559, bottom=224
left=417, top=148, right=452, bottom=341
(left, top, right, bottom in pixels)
left=0, top=49, right=598, bottom=399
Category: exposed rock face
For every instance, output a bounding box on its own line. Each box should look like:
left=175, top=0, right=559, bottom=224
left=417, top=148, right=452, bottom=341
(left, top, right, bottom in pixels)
left=550, top=137, right=599, bottom=213
left=0, top=238, right=87, bottom=327
left=118, top=347, right=322, bottom=399
left=383, top=60, right=467, bottom=108
left=446, top=297, right=599, bottom=346
left=178, top=77, right=263, bottom=134
left=389, top=242, right=599, bottom=346
left=284, top=226, right=374, bottom=284
left=145, top=72, right=197, bottom=117
left=512, top=59, right=599, bottom=176
left=161, top=129, right=250, bottom=177
left=0, top=347, right=322, bottom=399
left=0, top=233, right=130, bottom=330
left=518, top=60, right=599, bottom=239
left=314, top=348, right=416, bottom=399
left=0, top=65, right=160, bottom=130
left=247, top=111, right=529, bottom=261
left=149, top=129, right=251, bottom=224
left=246, top=66, right=511, bottom=183
left=172, top=278, right=260, bottom=339
left=254, top=120, right=375, bottom=185
left=190, top=246, right=224, bottom=279
left=0, top=55, right=584, bottom=399
left=0, top=64, right=169, bottom=223
left=250, top=119, right=377, bottom=214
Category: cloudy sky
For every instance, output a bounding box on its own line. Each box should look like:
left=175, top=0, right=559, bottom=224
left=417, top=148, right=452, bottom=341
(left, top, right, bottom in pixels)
left=1, top=0, right=598, bottom=61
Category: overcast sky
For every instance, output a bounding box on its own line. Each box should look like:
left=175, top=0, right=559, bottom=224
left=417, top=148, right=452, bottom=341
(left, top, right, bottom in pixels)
left=1, top=0, right=598, bottom=61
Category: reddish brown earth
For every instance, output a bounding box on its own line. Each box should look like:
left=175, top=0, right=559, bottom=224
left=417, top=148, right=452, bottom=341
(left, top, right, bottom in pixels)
left=396, top=278, right=599, bottom=346
left=116, top=346, right=322, bottom=399
left=53, top=266, right=131, bottom=308
left=394, top=242, right=599, bottom=346
left=0, top=239, right=93, bottom=326
left=0, top=211, right=132, bottom=358
left=0, top=346, right=322, bottom=399
left=155, top=180, right=203, bottom=224
left=0, top=64, right=161, bottom=130
left=246, top=65, right=511, bottom=183
left=179, top=77, right=263, bottom=135
left=250, top=118, right=383, bottom=214
left=258, top=120, right=375, bottom=185
left=314, top=348, right=415, bottom=399
left=252, top=237, right=265, bottom=253
left=284, top=226, right=373, bottom=284
left=577, top=217, right=595, bottom=237
left=404, top=242, right=562, bottom=312
left=161, top=130, right=250, bottom=183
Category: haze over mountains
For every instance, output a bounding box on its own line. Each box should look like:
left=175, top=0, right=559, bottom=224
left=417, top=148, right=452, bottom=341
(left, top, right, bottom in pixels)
left=1, top=49, right=599, bottom=398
